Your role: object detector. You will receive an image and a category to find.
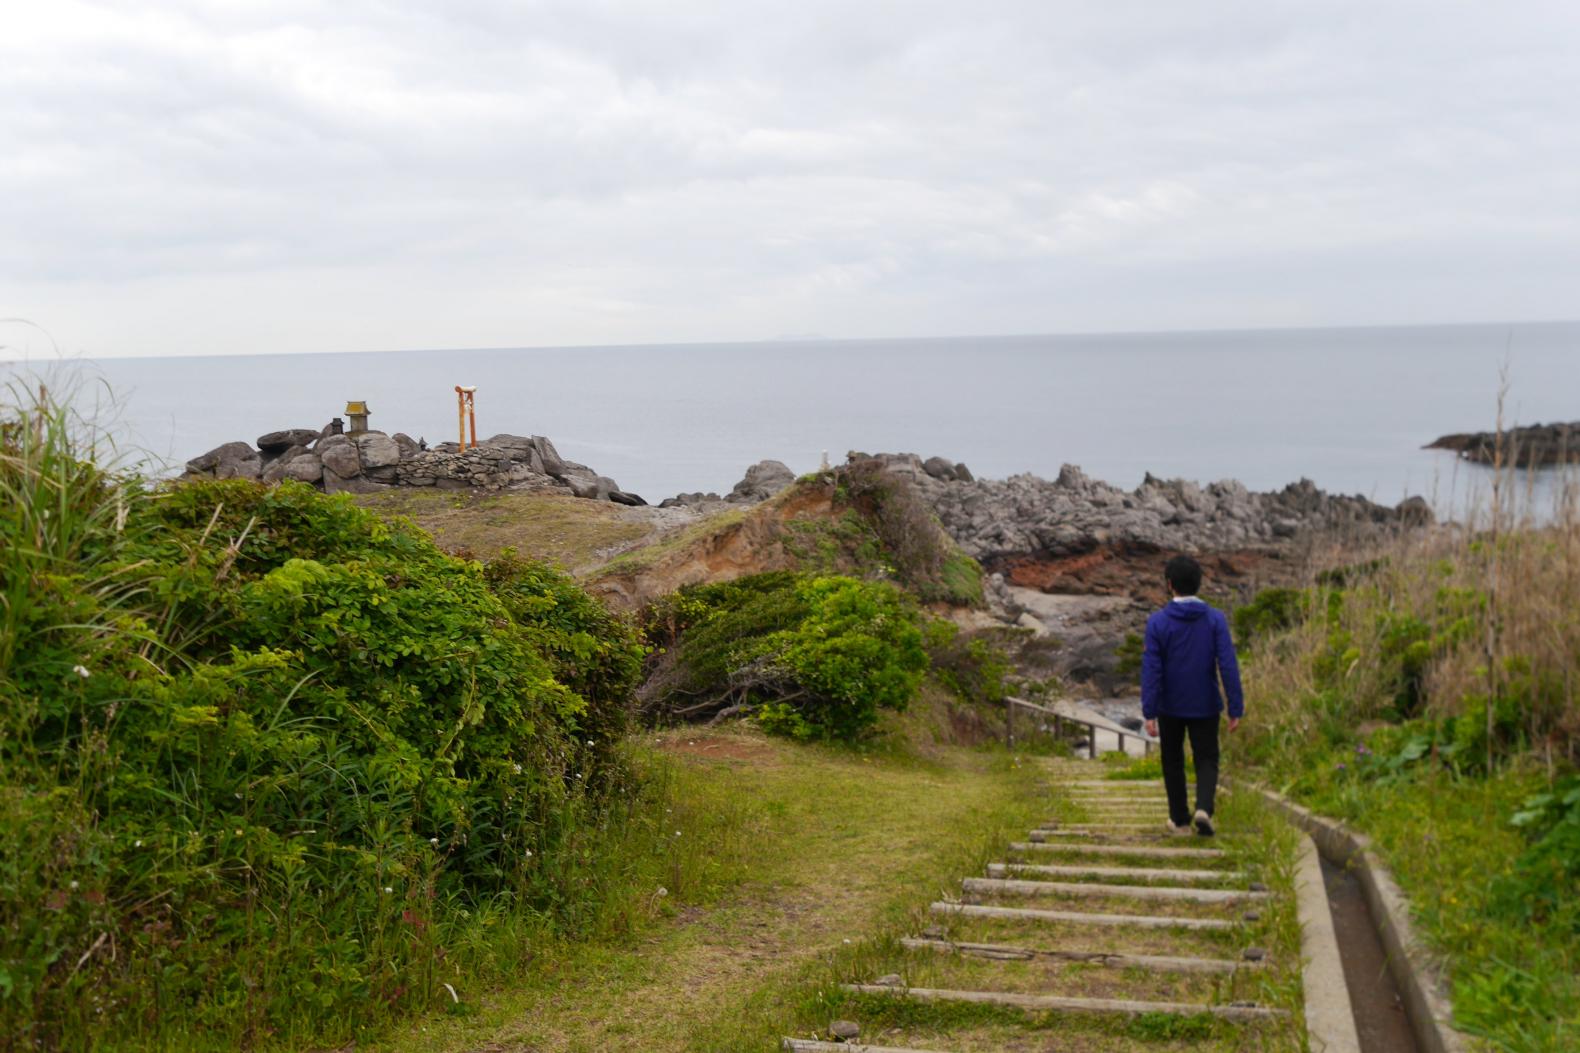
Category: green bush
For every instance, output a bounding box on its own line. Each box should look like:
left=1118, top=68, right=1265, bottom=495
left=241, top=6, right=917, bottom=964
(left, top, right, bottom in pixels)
left=1231, top=586, right=1306, bottom=649
left=925, top=621, right=1012, bottom=706
left=0, top=390, right=647, bottom=1048
left=645, top=572, right=929, bottom=741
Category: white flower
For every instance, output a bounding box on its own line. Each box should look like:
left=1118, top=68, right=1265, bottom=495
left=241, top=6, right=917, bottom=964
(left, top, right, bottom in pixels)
left=513, top=763, right=523, bottom=774
left=674, top=830, right=682, bottom=837
left=586, top=739, right=594, bottom=746
left=382, top=886, right=393, bottom=894
left=525, top=849, right=533, bottom=857
left=72, top=665, right=90, bottom=679
left=656, top=886, right=668, bottom=897
left=429, top=837, right=439, bottom=845
left=134, top=840, right=142, bottom=848
left=69, top=880, right=80, bottom=890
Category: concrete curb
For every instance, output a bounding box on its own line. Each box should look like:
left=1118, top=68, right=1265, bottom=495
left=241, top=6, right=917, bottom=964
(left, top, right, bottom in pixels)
left=1247, top=784, right=1468, bottom=1053
left=1295, top=834, right=1362, bottom=1053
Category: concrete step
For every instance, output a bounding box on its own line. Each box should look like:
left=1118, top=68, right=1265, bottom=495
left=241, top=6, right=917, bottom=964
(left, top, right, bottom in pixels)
left=901, top=936, right=1263, bottom=973
left=783, top=1041, right=953, bottom=1053
left=931, top=901, right=1236, bottom=931
left=988, top=862, right=1247, bottom=884
left=1009, top=840, right=1226, bottom=860
left=842, top=984, right=1285, bottom=1021
left=1033, top=823, right=1165, bottom=832
left=964, top=876, right=1268, bottom=905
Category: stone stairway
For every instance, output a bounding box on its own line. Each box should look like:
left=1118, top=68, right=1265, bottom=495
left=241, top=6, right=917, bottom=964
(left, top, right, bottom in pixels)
left=781, top=758, right=1294, bottom=1052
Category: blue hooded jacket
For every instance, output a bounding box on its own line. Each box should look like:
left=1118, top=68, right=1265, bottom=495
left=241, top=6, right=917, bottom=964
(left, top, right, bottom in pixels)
left=1140, top=599, right=1244, bottom=720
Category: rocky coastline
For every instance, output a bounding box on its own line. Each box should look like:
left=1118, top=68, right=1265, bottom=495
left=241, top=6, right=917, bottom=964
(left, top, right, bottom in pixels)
left=1427, top=421, right=1579, bottom=468
left=851, top=451, right=1430, bottom=562
left=184, top=426, right=1435, bottom=698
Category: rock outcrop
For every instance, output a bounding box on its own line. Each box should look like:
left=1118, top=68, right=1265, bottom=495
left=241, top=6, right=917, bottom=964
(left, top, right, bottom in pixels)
left=659, top=460, right=798, bottom=510
left=850, top=452, right=1429, bottom=564
left=184, top=428, right=645, bottom=505
left=1427, top=422, right=1579, bottom=468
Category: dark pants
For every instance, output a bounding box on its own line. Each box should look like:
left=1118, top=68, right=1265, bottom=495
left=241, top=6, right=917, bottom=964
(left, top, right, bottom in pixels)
left=1158, top=715, right=1220, bottom=827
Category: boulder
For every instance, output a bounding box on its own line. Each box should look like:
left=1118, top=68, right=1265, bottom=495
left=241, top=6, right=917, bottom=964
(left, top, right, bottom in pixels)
left=392, top=433, right=420, bottom=460
left=281, top=453, right=324, bottom=484
left=532, top=435, right=566, bottom=478
left=608, top=490, right=647, bottom=506
left=185, top=441, right=261, bottom=481
left=353, top=431, right=401, bottom=469
left=727, top=459, right=796, bottom=503
left=260, top=444, right=310, bottom=483
left=560, top=465, right=615, bottom=500
left=257, top=428, right=322, bottom=454
left=322, top=467, right=384, bottom=495
left=317, top=436, right=363, bottom=480
left=923, top=456, right=957, bottom=481
left=954, top=462, right=975, bottom=483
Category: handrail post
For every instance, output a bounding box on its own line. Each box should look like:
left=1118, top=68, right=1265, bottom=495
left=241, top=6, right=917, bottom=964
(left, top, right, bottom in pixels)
left=1088, top=724, right=1097, bottom=759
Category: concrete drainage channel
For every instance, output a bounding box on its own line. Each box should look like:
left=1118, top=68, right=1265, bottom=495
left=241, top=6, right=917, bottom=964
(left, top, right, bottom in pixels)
left=781, top=762, right=1467, bottom=1053
left=1250, top=786, right=1468, bottom=1053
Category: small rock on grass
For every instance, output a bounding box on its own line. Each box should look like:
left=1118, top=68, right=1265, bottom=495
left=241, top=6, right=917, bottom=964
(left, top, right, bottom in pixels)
left=875, top=974, right=903, bottom=987
left=1243, top=946, right=1267, bottom=961
left=829, top=1019, right=860, bottom=1040
left=1249, top=881, right=1269, bottom=892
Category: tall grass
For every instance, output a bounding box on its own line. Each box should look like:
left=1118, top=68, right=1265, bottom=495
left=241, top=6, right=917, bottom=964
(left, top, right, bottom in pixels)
left=1232, top=400, right=1580, bottom=1050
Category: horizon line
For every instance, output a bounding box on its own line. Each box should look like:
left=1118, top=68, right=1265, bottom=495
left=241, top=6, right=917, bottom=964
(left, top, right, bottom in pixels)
left=3, top=315, right=1578, bottom=364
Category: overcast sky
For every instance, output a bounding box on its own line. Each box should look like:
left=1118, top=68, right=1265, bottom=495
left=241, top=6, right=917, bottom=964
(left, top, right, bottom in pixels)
left=3, top=1, right=1579, bottom=359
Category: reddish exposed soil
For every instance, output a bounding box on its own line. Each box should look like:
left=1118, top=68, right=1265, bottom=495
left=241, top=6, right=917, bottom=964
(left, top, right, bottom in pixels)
left=995, top=543, right=1284, bottom=605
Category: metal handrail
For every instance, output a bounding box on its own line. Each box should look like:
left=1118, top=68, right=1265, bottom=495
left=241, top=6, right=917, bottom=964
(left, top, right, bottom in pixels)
left=1005, top=696, right=1155, bottom=758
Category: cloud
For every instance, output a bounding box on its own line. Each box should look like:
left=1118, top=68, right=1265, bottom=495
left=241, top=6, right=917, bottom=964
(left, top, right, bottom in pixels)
left=2, top=0, right=1579, bottom=356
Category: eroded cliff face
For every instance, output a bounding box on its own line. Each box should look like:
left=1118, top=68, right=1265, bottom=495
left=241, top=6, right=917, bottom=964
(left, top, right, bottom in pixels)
left=587, top=484, right=839, bottom=611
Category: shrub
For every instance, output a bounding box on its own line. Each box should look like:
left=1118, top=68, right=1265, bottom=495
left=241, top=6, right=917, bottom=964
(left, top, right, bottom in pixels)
left=644, top=572, right=929, bottom=741
left=1231, top=586, right=1306, bottom=650
left=0, top=387, right=647, bottom=1046
left=925, top=621, right=1012, bottom=706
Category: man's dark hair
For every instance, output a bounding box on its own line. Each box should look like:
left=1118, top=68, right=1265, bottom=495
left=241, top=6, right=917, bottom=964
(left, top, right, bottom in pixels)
left=1165, top=554, right=1203, bottom=597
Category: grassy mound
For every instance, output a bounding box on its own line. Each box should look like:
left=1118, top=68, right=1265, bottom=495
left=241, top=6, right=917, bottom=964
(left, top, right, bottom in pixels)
left=0, top=390, right=646, bottom=1047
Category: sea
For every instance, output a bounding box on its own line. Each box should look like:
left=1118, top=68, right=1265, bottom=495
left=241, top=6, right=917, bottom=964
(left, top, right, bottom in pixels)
left=7, top=321, right=1579, bottom=514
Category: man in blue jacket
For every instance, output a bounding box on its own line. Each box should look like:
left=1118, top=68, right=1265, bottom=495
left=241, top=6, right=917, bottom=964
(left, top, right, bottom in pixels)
left=1141, top=555, right=1244, bottom=837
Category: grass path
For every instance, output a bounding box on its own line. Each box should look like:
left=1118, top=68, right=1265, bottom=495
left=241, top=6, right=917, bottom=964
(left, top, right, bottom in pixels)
left=367, top=729, right=1047, bottom=1053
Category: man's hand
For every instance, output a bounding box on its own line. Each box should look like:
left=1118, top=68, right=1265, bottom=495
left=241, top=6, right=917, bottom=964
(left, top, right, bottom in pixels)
left=1145, top=719, right=1158, bottom=739
left=1227, top=717, right=1241, bottom=733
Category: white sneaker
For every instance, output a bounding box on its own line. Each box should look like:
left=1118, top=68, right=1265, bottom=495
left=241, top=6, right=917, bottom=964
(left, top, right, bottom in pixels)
left=1193, top=809, right=1215, bottom=837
